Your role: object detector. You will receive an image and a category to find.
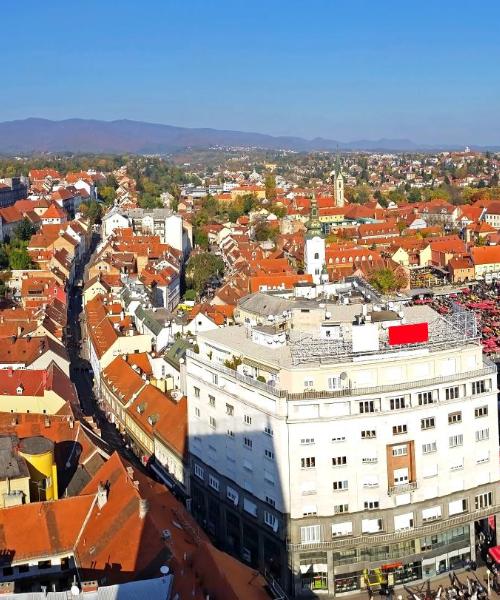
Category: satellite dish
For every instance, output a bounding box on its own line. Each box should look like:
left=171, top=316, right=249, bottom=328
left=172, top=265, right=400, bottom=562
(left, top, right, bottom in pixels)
left=71, top=585, right=81, bottom=596
left=340, top=372, right=348, bottom=380
left=160, top=565, right=170, bottom=575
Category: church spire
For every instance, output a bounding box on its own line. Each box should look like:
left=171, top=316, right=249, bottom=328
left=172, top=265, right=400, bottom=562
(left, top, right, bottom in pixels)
left=306, top=194, right=323, bottom=238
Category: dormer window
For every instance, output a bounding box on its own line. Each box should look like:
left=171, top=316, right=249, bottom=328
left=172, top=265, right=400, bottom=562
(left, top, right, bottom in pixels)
left=16, top=385, right=24, bottom=395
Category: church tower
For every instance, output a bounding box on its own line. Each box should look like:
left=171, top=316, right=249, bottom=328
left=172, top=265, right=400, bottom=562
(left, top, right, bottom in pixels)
left=304, top=194, right=326, bottom=285
left=333, top=155, right=345, bottom=208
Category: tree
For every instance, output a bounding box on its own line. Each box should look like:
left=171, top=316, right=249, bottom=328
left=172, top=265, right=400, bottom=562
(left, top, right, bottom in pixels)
left=185, top=253, right=224, bottom=296
left=254, top=221, right=278, bottom=242
left=0, top=246, right=10, bottom=270
left=80, top=201, right=103, bottom=224
left=14, top=218, right=37, bottom=242
left=368, top=267, right=407, bottom=293
left=407, top=189, right=422, bottom=203
left=138, top=193, right=162, bottom=209
left=193, top=228, right=209, bottom=250
left=98, top=185, right=116, bottom=205
left=265, top=173, right=277, bottom=201
left=8, top=246, right=34, bottom=270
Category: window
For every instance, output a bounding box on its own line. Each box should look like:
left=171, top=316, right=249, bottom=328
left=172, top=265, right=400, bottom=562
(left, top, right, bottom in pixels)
left=264, top=449, right=274, bottom=460
left=475, top=406, right=488, bottom=418
left=392, top=444, right=408, bottom=457
left=362, top=474, right=379, bottom=488
left=418, top=391, right=434, bottom=405
left=328, top=376, right=341, bottom=390
left=209, top=416, right=216, bottom=429
left=390, top=397, right=406, bottom=410
left=332, top=435, right=346, bottom=442
left=472, top=380, right=487, bottom=395
left=361, top=430, right=376, bottom=439
left=364, top=501, right=380, bottom=510
left=244, top=415, right=252, bottom=425
left=448, top=411, right=462, bottom=424
left=445, top=386, right=459, bottom=400
left=301, top=438, right=315, bottom=445
left=393, top=468, right=409, bottom=485
left=208, top=395, right=216, bottom=407
left=226, top=403, right=234, bottom=415
left=264, top=511, right=278, bottom=530
left=194, top=464, right=204, bottom=480
left=450, top=459, right=464, bottom=471
left=359, top=400, right=375, bottom=414
left=421, top=417, right=435, bottom=430
left=265, top=495, right=276, bottom=507
left=449, top=498, right=467, bottom=515
left=244, top=437, right=253, bottom=449
left=194, top=386, right=200, bottom=398
left=211, top=373, right=218, bottom=385
left=332, top=456, right=347, bottom=466
left=264, top=426, right=273, bottom=436
left=393, top=424, right=408, bottom=435
left=422, top=441, right=437, bottom=454
left=362, top=518, right=383, bottom=533
left=331, top=521, right=353, bottom=537
left=449, top=434, right=463, bottom=448
left=475, top=491, right=493, bottom=510
left=264, top=469, right=275, bottom=485
left=304, top=379, right=314, bottom=388
left=301, top=457, right=316, bottom=469
left=302, top=505, right=317, bottom=516
left=243, top=498, right=257, bottom=516
left=208, top=475, right=219, bottom=491
left=334, top=504, right=349, bottom=514
left=475, top=428, right=489, bottom=441
left=362, top=456, right=378, bottom=464
left=333, top=480, right=348, bottom=491
left=227, top=429, right=234, bottom=438
left=194, top=407, right=201, bottom=418
left=300, top=525, right=321, bottom=544
left=314, top=252, right=319, bottom=260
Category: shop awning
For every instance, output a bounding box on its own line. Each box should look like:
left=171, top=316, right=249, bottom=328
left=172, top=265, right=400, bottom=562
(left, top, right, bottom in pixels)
left=489, top=546, right=500, bottom=564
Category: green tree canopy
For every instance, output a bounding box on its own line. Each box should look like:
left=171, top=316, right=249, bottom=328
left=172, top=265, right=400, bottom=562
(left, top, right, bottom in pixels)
left=185, top=252, right=224, bottom=296
left=14, top=218, right=37, bottom=242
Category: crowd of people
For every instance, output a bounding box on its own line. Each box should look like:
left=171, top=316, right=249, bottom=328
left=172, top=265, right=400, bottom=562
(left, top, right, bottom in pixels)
left=411, top=282, right=500, bottom=357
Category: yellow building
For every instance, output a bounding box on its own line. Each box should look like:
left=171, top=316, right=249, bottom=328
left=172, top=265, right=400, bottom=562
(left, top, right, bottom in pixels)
left=18, top=436, right=58, bottom=501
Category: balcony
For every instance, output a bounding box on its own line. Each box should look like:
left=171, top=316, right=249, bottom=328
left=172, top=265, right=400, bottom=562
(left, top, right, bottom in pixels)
left=287, top=502, right=500, bottom=552
left=188, top=350, right=497, bottom=404
left=387, top=481, right=418, bottom=496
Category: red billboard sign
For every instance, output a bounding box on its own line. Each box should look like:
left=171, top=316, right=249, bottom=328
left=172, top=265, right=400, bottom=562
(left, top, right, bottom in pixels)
left=388, top=322, right=429, bottom=346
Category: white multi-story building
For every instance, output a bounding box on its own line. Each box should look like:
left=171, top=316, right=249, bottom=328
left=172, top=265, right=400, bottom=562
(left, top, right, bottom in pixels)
left=186, top=292, right=499, bottom=597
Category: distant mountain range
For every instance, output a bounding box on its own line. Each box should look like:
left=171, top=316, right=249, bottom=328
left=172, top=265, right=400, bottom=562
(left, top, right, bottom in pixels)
left=0, top=118, right=497, bottom=154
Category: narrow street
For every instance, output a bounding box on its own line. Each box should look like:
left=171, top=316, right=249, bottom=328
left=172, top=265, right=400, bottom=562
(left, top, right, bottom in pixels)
left=66, top=229, right=139, bottom=460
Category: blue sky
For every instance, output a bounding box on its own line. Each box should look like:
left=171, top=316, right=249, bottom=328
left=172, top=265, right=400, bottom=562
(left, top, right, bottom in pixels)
left=2, top=0, right=500, bottom=145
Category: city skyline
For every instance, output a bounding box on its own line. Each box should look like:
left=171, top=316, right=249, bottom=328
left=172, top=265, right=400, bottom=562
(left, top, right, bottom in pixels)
left=2, top=0, right=500, bottom=146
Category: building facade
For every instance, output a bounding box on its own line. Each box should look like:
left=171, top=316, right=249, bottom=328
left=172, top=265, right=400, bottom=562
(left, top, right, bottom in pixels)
left=186, top=296, right=499, bottom=597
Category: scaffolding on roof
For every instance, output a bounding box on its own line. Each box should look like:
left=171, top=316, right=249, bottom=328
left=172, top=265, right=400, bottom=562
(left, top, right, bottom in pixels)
left=289, top=309, right=479, bottom=366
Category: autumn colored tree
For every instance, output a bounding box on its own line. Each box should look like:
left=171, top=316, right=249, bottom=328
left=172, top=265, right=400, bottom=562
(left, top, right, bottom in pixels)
left=265, top=173, right=277, bottom=201
left=368, top=266, right=407, bottom=293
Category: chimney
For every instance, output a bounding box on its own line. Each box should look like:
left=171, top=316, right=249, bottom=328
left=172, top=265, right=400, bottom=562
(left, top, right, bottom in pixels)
left=139, top=498, right=149, bottom=519
left=44, top=416, right=51, bottom=428
left=97, top=482, right=108, bottom=509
